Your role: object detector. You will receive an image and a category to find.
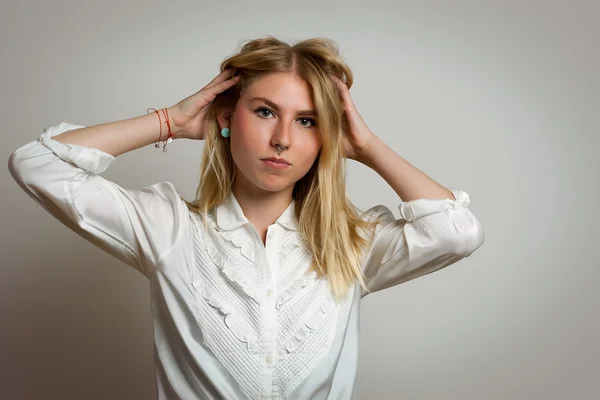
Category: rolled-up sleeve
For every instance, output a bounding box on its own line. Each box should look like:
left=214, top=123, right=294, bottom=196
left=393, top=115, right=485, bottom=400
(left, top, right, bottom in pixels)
left=8, top=122, right=189, bottom=277
left=360, top=189, right=485, bottom=297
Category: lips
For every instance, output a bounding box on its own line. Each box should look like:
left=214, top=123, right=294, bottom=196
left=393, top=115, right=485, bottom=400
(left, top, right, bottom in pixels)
left=261, top=157, right=290, bottom=165
left=262, top=159, right=291, bottom=169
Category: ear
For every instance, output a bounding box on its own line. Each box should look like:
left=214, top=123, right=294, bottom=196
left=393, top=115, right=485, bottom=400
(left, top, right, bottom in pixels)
left=217, top=108, right=233, bottom=130
left=217, top=111, right=229, bottom=129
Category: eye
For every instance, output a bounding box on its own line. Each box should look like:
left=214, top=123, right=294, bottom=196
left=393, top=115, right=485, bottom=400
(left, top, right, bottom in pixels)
left=254, top=107, right=316, bottom=129
left=255, top=107, right=273, bottom=119
left=298, top=117, right=316, bottom=128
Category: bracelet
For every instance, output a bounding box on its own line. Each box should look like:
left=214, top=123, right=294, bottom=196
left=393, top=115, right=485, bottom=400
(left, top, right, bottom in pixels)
left=146, top=107, right=174, bottom=152
left=161, top=108, right=174, bottom=152
left=146, top=108, right=163, bottom=148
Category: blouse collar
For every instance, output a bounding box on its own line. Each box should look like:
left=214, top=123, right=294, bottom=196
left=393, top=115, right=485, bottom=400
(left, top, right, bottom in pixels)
left=215, top=191, right=299, bottom=231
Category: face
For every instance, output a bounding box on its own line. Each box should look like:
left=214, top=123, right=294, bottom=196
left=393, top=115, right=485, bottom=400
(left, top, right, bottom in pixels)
left=220, top=72, right=322, bottom=197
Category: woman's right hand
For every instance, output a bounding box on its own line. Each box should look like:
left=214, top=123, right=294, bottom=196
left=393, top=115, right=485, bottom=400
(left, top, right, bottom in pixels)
left=168, top=69, right=240, bottom=140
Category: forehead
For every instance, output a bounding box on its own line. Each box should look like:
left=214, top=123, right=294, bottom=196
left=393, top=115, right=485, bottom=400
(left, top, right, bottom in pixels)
left=242, top=73, right=314, bottom=109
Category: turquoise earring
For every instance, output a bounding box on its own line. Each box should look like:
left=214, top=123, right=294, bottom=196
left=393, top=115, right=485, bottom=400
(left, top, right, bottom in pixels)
left=221, top=127, right=230, bottom=138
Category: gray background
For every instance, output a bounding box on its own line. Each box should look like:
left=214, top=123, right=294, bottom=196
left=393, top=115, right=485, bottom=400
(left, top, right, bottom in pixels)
left=2, top=0, right=599, bottom=399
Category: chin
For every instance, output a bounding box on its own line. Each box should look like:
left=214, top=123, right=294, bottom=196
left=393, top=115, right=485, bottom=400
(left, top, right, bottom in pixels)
left=236, top=166, right=295, bottom=194
left=257, top=181, right=291, bottom=193
left=253, top=176, right=295, bottom=193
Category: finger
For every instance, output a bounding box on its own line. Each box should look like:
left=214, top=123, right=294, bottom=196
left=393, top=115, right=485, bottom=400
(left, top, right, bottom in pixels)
left=205, top=68, right=236, bottom=90
left=332, top=76, right=350, bottom=98
left=203, top=75, right=240, bottom=100
left=332, top=75, right=347, bottom=90
left=214, top=75, right=240, bottom=93
left=332, top=76, right=354, bottom=111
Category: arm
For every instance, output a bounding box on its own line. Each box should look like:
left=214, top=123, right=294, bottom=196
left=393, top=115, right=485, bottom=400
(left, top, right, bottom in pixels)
left=355, top=136, right=456, bottom=202
left=359, top=189, right=484, bottom=296
left=8, top=115, right=188, bottom=277
left=332, top=76, right=484, bottom=296
left=355, top=136, right=484, bottom=296
left=7, top=70, right=241, bottom=276
left=46, top=65, right=241, bottom=154
left=51, top=108, right=177, bottom=157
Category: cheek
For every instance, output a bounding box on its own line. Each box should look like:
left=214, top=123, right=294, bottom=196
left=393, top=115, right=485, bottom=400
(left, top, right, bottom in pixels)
left=230, top=112, right=261, bottom=165
left=294, top=139, right=321, bottom=175
left=301, top=135, right=322, bottom=162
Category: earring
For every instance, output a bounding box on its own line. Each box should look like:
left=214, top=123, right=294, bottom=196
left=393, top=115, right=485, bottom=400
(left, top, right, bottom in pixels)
left=221, top=127, right=230, bottom=138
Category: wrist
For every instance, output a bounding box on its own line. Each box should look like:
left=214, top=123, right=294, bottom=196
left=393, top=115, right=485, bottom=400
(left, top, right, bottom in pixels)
left=161, top=107, right=180, bottom=139
left=353, top=134, right=380, bottom=166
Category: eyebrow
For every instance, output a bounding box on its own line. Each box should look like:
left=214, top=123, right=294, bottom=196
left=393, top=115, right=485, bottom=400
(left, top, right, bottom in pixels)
left=249, top=96, right=316, bottom=117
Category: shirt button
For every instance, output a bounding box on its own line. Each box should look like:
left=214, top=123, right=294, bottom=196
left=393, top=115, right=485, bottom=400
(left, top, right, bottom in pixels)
left=267, top=232, right=274, bottom=239
left=265, top=355, right=273, bottom=364
left=266, top=289, right=273, bottom=297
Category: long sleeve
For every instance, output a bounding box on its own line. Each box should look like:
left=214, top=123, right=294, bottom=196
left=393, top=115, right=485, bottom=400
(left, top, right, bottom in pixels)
left=7, top=122, right=190, bottom=277
left=359, top=189, right=485, bottom=297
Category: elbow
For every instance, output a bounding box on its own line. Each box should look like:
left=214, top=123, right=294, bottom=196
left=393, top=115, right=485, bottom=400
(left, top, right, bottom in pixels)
left=454, top=210, right=485, bottom=257
left=445, top=209, right=485, bottom=258
left=8, top=146, right=29, bottom=187
left=8, top=143, right=47, bottom=193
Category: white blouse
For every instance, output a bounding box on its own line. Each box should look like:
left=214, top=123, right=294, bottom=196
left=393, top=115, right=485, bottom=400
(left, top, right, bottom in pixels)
left=8, top=122, right=485, bottom=400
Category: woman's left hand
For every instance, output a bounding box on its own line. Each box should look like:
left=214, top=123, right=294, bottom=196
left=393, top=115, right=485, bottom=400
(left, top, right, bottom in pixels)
left=333, top=76, right=378, bottom=161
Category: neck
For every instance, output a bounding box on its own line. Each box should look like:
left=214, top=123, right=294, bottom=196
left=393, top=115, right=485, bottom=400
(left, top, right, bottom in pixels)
left=232, top=181, right=294, bottom=232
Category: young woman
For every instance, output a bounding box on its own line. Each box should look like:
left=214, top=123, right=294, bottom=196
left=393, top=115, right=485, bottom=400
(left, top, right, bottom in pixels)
left=8, top=37, right=485, bottom=399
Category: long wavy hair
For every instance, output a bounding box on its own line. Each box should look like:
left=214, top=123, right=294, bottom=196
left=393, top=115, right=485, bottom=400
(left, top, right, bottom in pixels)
left=184, top=36, right=381, bottom=301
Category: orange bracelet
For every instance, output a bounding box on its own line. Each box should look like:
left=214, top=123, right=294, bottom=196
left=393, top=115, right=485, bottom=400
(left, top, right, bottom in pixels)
left=161, top=108, right=174, bottom=152
left=147, top=107, right=175, bottom=152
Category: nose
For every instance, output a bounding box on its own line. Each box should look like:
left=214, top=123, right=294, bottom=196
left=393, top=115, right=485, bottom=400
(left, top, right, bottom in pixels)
left=270, top=119, right=291, bottom=150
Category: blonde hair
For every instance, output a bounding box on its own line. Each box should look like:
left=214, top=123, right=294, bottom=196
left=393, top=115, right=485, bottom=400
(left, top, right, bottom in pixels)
left=184, top=36, right=381, bottom=301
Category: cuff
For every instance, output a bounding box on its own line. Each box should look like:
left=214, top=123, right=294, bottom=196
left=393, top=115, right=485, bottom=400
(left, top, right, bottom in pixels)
left=38, top=122, right=116, bottom=174
left=397, top=188, right=470, bottom=221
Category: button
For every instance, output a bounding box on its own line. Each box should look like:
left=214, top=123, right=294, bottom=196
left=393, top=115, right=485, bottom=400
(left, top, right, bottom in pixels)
left=265, top=355, right=273, bottom=364
left=266, top=289, right=273, bottom=297
left=267, top=232, right=274, bottom=239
